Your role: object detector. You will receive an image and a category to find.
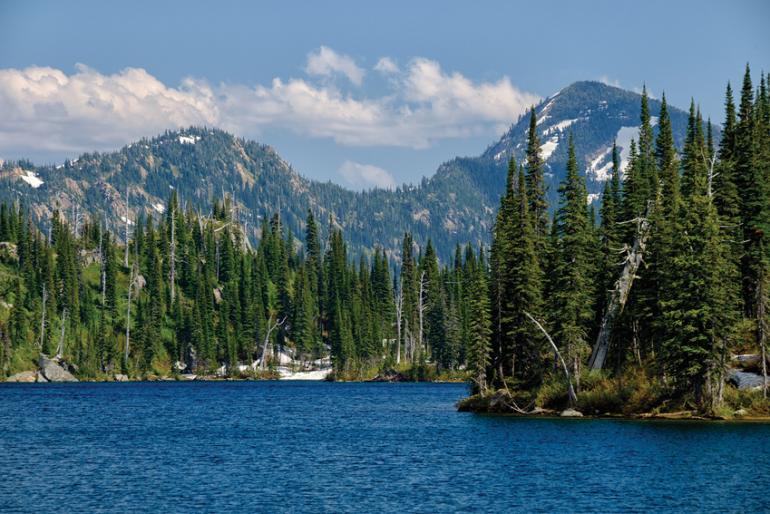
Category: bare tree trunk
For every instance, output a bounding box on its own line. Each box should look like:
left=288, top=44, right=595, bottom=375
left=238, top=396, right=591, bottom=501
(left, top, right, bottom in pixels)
left=395, top=279, right=403, bottom=364
left=124, top=188, right=130, bottom=267
left=100, top=222, right=106, bottom=307
left=125, top=263, right=137, bottom=368
left=418, top=271, right=426, bottom=359
left=260, top=315, right=286, bottom=371
left=169, top=206, right=176, bottom=304
left=589, top=200, right=654, bottom=370
left=524, top=312, right=578, bottom=406
left=38, top=284, right=47, bottom=350
left=758, top=270, right=768, bottom=399
left=55, top=308, right=67, bottom=359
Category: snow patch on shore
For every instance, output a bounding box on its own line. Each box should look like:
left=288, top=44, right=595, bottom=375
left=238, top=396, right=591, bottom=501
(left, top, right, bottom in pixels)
left=278, top=367, right=332, bottom=380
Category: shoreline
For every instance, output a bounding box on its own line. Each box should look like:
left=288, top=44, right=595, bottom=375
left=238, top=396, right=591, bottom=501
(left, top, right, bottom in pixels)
left=462, top=409, right=770, bottom=423
left=457, top=390, right=770, bottom=423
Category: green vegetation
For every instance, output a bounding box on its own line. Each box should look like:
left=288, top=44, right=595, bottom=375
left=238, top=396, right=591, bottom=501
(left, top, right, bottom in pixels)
left=466, top=65, right=770, bottom=418
left=0, top=193, right=481, bottom=380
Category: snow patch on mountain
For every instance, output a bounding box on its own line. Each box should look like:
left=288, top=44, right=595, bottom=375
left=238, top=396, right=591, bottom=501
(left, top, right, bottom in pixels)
left=153, top=203, right=165, bottom=214
left=543, top=118, right=578, bottom=137
left=178, top=135, right=201, bottom=145
left=540, top=135, right=559, bottom=161
left=615, top=117, right=659, bottom=172
left=587, top=193, right=600, bottom=204
left=587, top=146, right=613, bottom=181
left=20, top=170, right=43, bottom=188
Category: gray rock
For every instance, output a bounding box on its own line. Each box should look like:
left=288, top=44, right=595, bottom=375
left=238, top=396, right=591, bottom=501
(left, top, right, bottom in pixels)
left=560, top=408, right=584, bottom=417
left=734, top=408, right=749, bottom=417
left=728, top=368, right=766, bottom=390
left=5, top=371, right=37, bottom=383
left=732, top=354, right=768, bottom=372
left=38, top=355, right=78, bottom=382
left=36, top=372, right=48, bottom=383
left=114, top=374, right=129, bottom=382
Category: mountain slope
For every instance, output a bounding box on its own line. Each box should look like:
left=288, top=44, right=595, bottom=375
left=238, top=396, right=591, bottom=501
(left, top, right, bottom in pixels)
left=440, top=81, right=698, bottom=209
left=0, top=81, right=700, bottom=262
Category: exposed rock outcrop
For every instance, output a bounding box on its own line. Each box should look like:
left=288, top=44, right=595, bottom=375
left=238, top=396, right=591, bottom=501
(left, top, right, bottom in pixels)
left=728, top=368, right=766, bottom=390
left=5, top=371, right=38, bottom=383
left=38, top=355, right=78, bottom=382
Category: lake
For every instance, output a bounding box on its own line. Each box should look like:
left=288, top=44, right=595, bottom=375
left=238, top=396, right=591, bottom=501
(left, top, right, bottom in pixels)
left=1, top=381, right=768, bottom=512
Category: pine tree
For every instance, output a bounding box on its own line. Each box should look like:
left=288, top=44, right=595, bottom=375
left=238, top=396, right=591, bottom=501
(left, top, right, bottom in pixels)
left=467, top=247, right=491, bottom=393
left=525, top=108, right=549, bottom=255
left=659, top=112, right=732, bottom=407
left=552, top=136, right=595, bottom=378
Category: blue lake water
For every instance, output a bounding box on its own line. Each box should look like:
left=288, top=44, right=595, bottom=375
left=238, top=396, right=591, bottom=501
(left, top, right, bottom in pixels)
left=1, top=381, right=769, bottom=513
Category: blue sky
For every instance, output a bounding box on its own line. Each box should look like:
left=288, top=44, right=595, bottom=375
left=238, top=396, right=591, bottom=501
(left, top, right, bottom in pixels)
left=0, top=0, right=767, bottom=188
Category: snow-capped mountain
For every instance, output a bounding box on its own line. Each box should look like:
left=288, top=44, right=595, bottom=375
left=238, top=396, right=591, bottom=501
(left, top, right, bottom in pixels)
left=0, top=81, right=699, bottom=262
left=473, top=80, right=696, bottom=207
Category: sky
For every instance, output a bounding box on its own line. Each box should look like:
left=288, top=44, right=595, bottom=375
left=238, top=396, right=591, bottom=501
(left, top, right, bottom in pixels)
left=0, top=0, right=767, bottom=189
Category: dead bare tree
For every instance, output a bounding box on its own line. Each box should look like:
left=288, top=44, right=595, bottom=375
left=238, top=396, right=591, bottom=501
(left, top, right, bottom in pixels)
left=260, top=315, right=287, bottom=371
left=524, top=311, right=578, bottom=406
left=124, top=188, right=131, bottom=267
left=124, top=262, right=140, bottom=368
left=38, top=284, right=47, bottom=350
left=418, top=270, right=426, bottom=357
left=589, top=200, right=655, bottom=370
left=758, top=268, right=769, bottom=399
left=55, top=308, right=68, bottom=359
left=394, top=277, right=403, bottom=364
left=169, top=203, right=176, bottom=304
left=703, top=147, right=719, bottom=199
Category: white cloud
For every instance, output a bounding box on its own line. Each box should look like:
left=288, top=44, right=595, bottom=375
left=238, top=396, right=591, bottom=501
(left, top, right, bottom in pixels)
left=0, top=64, right=218, bottom=155
left=374, top=57, right=399, bottom=74
left=0, top=48, right=540, bottom=160
left=338, top=160, right=396, bottom=190
left=305, top=46, right=365, bottom=86
left=598, top=75, right=621, bottom=88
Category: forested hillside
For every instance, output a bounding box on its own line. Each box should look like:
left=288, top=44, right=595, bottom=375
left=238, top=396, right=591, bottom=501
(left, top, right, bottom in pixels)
left=0, top=81, right=693, bottom=263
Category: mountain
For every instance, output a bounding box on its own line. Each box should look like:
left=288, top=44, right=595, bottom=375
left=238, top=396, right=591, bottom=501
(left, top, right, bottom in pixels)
left=438, top=80, right=697, bottom=209
left=0, top=81, right=700, bottom=263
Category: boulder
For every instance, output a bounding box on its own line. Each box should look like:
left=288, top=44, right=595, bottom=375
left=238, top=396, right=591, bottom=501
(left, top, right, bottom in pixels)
left=734, top=408, right=749, bottom=417
left=36, top=372, right=48, bottom=383
left=38, top=355, right=78, bottom=382
left=728, top=368, right=766, bottom=390
left=560, top=408, right=584, bottom=417
left=5, top=371, right=37, bottom=383
left=114, top=374, right=129, bottom=382
left=732, top=354, right=767, bottom=372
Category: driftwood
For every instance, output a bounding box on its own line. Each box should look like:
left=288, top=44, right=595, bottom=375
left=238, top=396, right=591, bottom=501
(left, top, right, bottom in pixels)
left=523, top=311, right=578, bottom=406
left=589, top=201, right=654, bottom=371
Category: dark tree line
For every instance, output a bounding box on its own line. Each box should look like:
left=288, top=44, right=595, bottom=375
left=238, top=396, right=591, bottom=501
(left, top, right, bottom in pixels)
left=0, top=191, right=488, bottom=379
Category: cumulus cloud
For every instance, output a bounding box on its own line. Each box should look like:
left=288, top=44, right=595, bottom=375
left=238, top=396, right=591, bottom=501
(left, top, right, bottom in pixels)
left=374, top=57, right=399, bottom=74
left=305, top=46, right=365, bottom=86
left=338, top=160, right=396, bottom=190
left=0, top=48, right=540, bottom=160
left=0, top=63, right=218, bottom=156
